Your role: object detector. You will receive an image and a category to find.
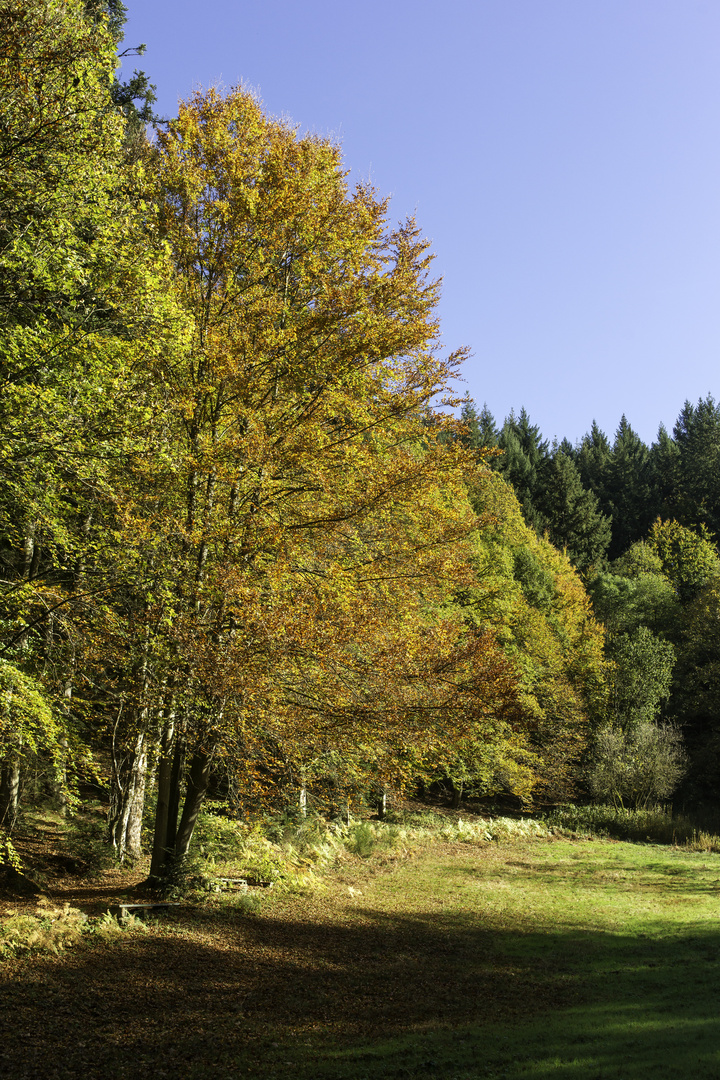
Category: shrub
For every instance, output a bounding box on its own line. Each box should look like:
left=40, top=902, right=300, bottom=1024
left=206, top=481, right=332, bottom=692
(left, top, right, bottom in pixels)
left=65, top=816, right=118, bottom=878
left=542, top=803, right=720, bottom=846
left=588, top=722, right=686, bottom=809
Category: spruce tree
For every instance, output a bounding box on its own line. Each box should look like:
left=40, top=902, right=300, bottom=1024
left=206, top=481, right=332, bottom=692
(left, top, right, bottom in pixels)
left=538, top=451, right=611, bottom=573
left=648, top=424, right=680, bottom=523
left=477, top=403, right=500, bottom=449
left=459, top=399, right=499, bottom=450
left=673, top=396, right=720, bottom=541
left=497, top=408, right=550, bottom=533
left=605, top=417, right=653, bottom=557
left=577, top=421, right=612, bottom=510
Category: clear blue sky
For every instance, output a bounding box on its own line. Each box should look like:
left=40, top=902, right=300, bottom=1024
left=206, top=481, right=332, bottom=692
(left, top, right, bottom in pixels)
left=122, top=0, right=720, bottom=447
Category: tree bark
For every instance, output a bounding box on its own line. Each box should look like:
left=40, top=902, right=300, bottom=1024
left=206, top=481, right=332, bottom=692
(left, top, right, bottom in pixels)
left=164, top=733, right=186, bottom=853
left=55, top=668, right=73, bottom=816
left=124, top=735, right=147, bottom=859
left=0, top=763, right=20, bottom=832
left=175, top=746, right=214, bottom=858
left=108, top=729, right=147, bottom=861
left=150, top=711, right=176, bottom=881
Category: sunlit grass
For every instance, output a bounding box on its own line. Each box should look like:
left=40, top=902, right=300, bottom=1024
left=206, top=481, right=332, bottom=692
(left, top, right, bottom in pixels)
left=246, top=837, right=720, bottom=1079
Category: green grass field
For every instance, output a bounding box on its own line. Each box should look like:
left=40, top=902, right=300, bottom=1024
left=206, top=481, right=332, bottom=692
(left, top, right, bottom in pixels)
left=251, top=836, right=720, bottom=1080
left=2, top=832, right=720, bottom=1079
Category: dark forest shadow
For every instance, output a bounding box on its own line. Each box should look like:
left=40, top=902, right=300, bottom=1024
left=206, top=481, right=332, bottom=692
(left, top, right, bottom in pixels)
left=1, top=898, right=720, bottom=1079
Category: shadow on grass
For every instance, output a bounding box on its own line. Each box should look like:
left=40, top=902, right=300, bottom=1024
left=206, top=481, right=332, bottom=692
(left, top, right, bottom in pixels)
left=2, top=896, right=720, bottom=1080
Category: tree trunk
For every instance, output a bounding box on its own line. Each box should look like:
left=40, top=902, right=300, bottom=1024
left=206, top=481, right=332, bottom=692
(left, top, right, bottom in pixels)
left=124, top=736, right=147, bottom=860
left=0, top=763, right=20, bottom=832
left=22, top=527, right=35, bottom=580
left=377, top=787, right=387, bottom=820
left=450, top=780, right=463, bottom=809
left=54, top=738, right=70, bottom=817
left=108, top=626, right=153, bottom=862
left=150, top=711, right=176, bottom=881
left=164, top=733, right=186, bottom=853
left=55, top=669, right=73, bottom=816
left=175, top=747, right=214, bottom=858
left=108, top=729, right=147, bottom=861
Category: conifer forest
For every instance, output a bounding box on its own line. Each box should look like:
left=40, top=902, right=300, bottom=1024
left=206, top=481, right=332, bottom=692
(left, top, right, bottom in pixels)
left=3, top=0, right=720, bottom=880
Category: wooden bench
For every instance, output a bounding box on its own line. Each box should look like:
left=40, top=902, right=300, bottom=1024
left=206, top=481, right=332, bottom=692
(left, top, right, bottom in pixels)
left=214, top=877, right=249, bottom=890
left=110, top=902, right=182, bottom=923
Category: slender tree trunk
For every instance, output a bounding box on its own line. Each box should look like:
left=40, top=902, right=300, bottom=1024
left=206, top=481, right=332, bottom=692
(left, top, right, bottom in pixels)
left=164, top=731, right=186, bottom=853
left=22, top=526, right=35, bottom=580
left=175, top=747, right=214, bottom=858
left=0, top=764, right=20, bottom=832
left=150, top=710, right=176, bottom=881
left=377, top=786, right=387, bottom=820
left=124, top=734, right=147, bottom=859
left=450, top=780, right=463, bottom=809
left=55, top=666, right=73, bottom=816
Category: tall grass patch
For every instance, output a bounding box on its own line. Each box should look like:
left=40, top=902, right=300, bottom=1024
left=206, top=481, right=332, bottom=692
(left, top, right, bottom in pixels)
left=544, top=802, right=720, bottom=850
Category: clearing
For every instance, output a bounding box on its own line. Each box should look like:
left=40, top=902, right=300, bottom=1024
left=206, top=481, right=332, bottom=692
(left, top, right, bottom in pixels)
left=1, top=830, right=720, bottom=1079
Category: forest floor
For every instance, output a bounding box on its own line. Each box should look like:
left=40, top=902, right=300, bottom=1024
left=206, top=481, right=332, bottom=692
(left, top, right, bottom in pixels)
left=2, top=814, right=720, bottom=1079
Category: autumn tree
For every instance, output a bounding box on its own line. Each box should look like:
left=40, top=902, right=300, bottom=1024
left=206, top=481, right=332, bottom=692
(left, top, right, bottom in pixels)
left=459, top=468, right=608, bottom=803
left=646, top=519, right=720, bottom=603
left=92, top=85, right=514, bottom=875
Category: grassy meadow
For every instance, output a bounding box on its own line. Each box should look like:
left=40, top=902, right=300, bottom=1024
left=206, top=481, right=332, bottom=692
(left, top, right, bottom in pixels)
left=303, top=837, right=720, bottom=1079
left=2, top=818, right=720, bottom=1079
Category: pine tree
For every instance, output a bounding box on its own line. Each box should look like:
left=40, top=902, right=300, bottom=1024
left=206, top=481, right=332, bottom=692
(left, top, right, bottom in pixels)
left=537, top=452, right=611, bottom=573
left=497, top=409, right=550, bottom=533
left=605, top=417, right=652, bottom=557
left=673, top=396, right=720, bottom=540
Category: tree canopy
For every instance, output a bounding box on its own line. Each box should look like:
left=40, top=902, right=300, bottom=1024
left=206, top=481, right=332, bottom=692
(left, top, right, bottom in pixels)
left=10, top=0, right=720, bottom=864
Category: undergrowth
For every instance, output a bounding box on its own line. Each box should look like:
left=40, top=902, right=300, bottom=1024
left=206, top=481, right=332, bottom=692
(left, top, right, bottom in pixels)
left=165, top=806, right=558, bottom=902
left=0, top=902, right=146, bottom=960
left=543, top=803, right=720, bottom=850
left=184, top=803, right=720, bottom=904
left=64, top=815, right=120, bottom=877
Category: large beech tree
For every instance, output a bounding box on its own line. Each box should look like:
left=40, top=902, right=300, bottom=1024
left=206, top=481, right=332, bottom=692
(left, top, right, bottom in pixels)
left=98, top=86, right=521, bottom=873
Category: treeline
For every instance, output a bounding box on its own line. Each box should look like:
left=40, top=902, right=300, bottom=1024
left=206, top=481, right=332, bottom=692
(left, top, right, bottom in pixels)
left=461, top=399, right=720, bottom=810
left=0, top=0, right=710, bottom=880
